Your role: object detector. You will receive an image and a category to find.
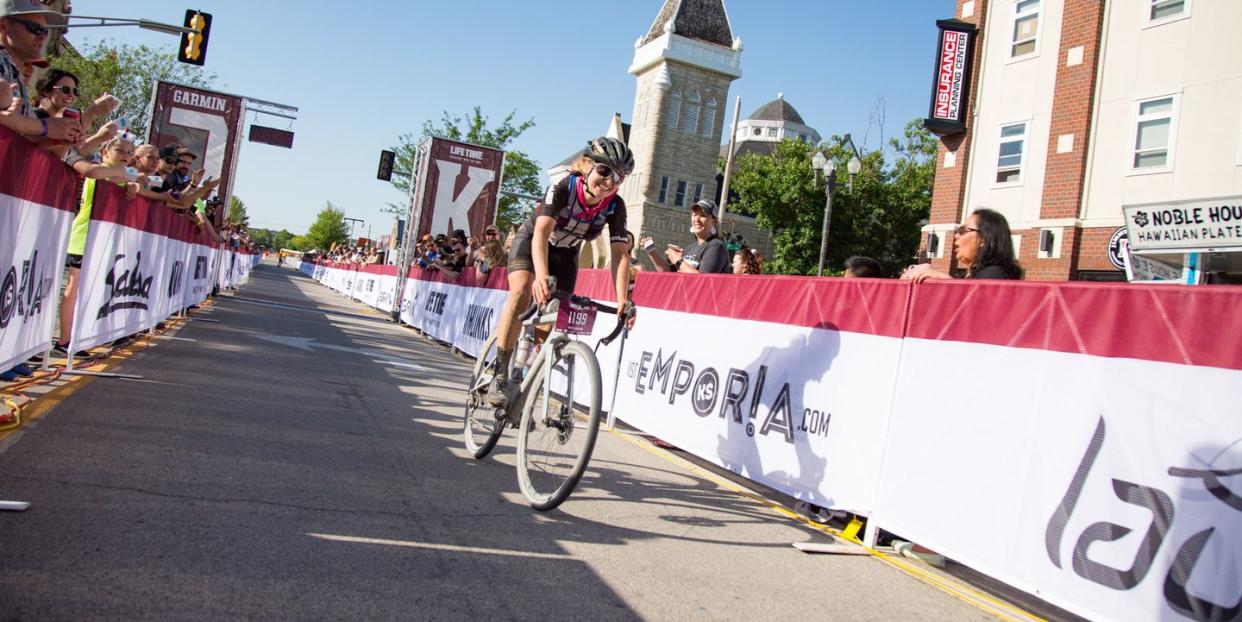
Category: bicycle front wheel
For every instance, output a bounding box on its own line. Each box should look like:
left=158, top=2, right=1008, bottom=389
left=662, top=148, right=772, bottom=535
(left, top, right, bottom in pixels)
left=515, top=340, right=602, bottom=511
left=463, top=333, right=505, bottom=459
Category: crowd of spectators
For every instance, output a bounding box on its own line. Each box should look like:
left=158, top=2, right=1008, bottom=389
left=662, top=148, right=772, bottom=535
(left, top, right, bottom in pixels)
left=1, top=1, right=260, bottom=381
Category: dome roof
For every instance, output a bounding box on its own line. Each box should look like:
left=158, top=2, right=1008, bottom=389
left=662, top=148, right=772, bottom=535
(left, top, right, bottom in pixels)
left=748, top=94, right=806, bottom=125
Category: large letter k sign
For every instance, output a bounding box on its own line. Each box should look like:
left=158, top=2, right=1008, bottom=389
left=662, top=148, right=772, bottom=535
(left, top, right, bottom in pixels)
left=430, top=160, right=496, bottom=236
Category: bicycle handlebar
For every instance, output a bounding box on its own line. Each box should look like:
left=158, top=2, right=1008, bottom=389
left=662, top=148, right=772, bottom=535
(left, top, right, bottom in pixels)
left=517, top=275, right=633, bottom=346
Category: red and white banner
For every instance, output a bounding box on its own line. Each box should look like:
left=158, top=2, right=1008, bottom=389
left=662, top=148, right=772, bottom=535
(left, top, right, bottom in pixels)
left=71, top=182, right=217, bottom=353
left=873, top=281, right=1242, bottom=622
left=0, top=128, right=77, bottom=370
left=610, top=274, right=909, bottom=515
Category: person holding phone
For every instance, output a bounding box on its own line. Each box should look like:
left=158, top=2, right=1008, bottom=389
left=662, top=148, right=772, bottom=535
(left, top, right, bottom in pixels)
left=33, top=68, right=120, bottom=158
left=484, top=137, right=637, bottom=406
left=640, top=199, right=730, bottom=275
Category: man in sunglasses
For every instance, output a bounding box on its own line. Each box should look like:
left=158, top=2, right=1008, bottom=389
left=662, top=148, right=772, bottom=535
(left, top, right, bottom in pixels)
left=485, top=136, right=637, bottom=407
left=0, top=0, right=81, bottom=143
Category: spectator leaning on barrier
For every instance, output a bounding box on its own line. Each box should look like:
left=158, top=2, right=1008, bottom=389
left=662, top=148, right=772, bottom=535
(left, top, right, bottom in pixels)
left=901, top=208, right=1023, bottom=282
left=54, top=136, right=143, bottom=357
left=34, top=68, right=120, bottom=159
left=843, top=256, right=883, bottom=279
left=0, top=0, right=81, bottom=143
left=640, top=199, right=730, bottom=274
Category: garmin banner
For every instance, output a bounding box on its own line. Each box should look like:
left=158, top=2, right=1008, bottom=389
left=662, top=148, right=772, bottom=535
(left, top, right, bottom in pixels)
left=0, top=128, right=77, bottom=371
left=873, top=282, right=1242, bottom=622
left=72, top=182, right=217, bottom=353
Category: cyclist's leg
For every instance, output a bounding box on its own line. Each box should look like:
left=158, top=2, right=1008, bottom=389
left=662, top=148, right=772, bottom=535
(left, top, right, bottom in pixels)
left=488, top=237, right=536, bottom=405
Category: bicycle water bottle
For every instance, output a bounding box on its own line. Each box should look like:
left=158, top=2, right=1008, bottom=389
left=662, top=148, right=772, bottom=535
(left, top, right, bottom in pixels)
left=514, top=336, right=534, bottom=372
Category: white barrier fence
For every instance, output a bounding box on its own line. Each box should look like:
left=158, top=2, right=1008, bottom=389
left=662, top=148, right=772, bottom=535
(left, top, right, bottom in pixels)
left=298, top=262, right=1241, bottom=622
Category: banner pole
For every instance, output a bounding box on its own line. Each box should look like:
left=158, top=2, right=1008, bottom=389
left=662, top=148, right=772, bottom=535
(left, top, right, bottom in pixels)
left=604, top=328, right=629, bottom=431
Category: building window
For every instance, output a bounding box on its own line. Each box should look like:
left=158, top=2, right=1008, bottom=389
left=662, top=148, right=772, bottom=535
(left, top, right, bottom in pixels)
left=692, top=183, right=703, bottom=204
left=668, top=91, right=681, bottom=130
left=683, top=91, right=701, bottom=134
left=658, top=176, right=669, bottom=203
left=995, top=122, right=1027, bottom=184
left=1149, top=0, right=1187, bottom=21
left=674, top=180, right=687, bottom=207
left=702, top=98, right=717, bottom=138
left=1011, top=0, right=1040, bottom=58
left=1132, top=96, right=1176, bottom=170
left=767, top=127, right=778, bottom=138
left=752, top=127, right=762, bottom=136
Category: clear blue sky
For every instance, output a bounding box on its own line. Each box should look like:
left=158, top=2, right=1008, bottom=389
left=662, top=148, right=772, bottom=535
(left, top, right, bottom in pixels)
left=69, top=0, right=947, bottom=238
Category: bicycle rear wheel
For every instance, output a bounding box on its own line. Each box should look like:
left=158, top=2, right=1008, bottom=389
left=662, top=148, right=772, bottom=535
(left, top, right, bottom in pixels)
left=463, top=333, right=505, bottom=459
left=516, top=340, right=602, bottom=511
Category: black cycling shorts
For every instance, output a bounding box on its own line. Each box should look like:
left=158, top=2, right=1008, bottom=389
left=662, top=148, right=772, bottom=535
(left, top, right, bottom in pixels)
left=507, top=234, right=579, bottom=294
left=65, top=254, right=83, bottom=269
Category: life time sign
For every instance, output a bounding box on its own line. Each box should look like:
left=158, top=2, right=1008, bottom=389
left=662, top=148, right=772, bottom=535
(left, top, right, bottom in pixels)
left=1123, top=197, right=1242, bottom=252
left=923, top=19, right=977, bottom=136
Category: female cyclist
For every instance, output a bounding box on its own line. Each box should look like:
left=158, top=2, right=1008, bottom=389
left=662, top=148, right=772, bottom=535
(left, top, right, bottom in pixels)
left=487, top=137, right=637, bottom=405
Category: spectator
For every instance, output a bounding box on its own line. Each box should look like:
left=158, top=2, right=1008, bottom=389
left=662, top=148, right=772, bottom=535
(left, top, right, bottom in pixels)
left=901, top=208, right=1023, bottom=282
left=54, top=136, right=142, bottom=357
left=474, top=238, right=507, bottom=278
left=0, top=2, right=81, bottom=143
left=640, top=199, right=730, bottom=274
left=843, top=256, right=883, bottom=278
left=33, top=68, right=120, bottom=158
left=483, top=224, right=500, bottom=245
left=732, top=245, right=764, bottom=275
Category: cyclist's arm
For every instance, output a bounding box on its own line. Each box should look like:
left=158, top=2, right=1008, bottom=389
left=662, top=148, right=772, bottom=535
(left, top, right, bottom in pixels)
left=610, top=241, right=630, bottom=305
left=530, top=215, right=555, bottom=303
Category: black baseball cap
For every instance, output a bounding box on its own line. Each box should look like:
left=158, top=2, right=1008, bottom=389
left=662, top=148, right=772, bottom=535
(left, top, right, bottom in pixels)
left=691, top=200, right=718, bottom=219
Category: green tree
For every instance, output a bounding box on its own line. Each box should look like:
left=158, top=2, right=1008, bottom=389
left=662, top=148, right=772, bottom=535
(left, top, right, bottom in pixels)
left=48, top=40, right=217, bottom=136
left=227, top=196, right=248, bottom=227
left=729, top=119, right=938, bottom=276
left=290, top=235, right=311, bottom=251
left=386, top=106, right=541, bottom=230
left=305, top=203, right=350, bottom=251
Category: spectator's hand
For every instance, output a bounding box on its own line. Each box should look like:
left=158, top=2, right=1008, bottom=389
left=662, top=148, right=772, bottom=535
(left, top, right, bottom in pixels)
left=45, top=116, right=83, bottom=143
left=124, top=182, right=140, bottom=199
left=133, top=174, right=149, bottom=188
left=0, top=82, right=14, bottom=113
left=98, top=120, right=120, bottom=139
left=86, top=93, right=120, bottom=118
left=532, top=274, right=551, bottom=305
left=901, top=263, right=947, bottom=283
left=664, top=244, right=684, bottom=264
left=191, top=168, right=206, bottom=185
left=639, top=236, right=657, bottom=254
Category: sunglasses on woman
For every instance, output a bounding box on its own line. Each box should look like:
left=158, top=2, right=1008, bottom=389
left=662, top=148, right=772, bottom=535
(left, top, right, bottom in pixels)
left=50, top=85, right=79, bottom=96
left=9, top=17, right=49, bottom=38
left=593, top=163, right=624, bottom=185
left=954, top=225, right=980, bottom=235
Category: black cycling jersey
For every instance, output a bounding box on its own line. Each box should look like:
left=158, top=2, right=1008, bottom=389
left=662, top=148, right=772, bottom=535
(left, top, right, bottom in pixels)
left=515, top=174, right=627, bottom=249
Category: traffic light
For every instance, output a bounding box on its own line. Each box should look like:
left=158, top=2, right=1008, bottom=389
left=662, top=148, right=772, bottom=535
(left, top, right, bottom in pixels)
left=178, top=10, right=212, bottom=66
left=377, top=150, right=396, bottom=181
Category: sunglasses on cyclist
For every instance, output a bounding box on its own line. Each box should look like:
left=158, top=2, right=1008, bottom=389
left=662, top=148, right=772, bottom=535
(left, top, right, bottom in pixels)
left=954, top=225, right=980, bottom=236
left=593, top=163, right=624, bottom=185
left=8, top=17, right=49, bottom=38
left=50, top=85, right=79, bottom=96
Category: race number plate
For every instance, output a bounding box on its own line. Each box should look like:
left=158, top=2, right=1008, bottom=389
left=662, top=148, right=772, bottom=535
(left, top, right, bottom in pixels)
left=555, top=298, right=597, bottom=335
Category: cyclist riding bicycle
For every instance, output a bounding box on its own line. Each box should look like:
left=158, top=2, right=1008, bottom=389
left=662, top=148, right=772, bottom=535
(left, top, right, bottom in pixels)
left=487, top=136, right=637, bottom=406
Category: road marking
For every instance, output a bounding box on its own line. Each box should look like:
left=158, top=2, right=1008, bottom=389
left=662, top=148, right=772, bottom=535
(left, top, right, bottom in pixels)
left=604, top=427, right=1045, bottom=622
left=305, top=533, right=573, bottom=560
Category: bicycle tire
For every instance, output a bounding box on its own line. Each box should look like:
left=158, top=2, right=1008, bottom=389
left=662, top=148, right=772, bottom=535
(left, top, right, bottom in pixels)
left=515, top=340, right=602, bottom=511
left=463, top=333, right=505, bottom=459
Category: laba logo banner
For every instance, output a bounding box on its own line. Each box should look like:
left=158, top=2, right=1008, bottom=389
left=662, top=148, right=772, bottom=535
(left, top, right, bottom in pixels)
left=1046, top=417, right=1241, bottom=621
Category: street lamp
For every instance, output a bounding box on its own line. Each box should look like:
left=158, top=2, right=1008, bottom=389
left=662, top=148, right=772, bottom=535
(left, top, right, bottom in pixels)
left=811, top=152, right=837, bottom=277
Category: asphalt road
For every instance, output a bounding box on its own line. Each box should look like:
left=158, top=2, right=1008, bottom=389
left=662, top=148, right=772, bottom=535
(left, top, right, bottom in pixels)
left=0, top=261, right=995, bottom=621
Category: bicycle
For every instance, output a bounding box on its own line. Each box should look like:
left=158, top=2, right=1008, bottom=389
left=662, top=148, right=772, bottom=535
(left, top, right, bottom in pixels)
left=463, top=279, right=632, bottom=511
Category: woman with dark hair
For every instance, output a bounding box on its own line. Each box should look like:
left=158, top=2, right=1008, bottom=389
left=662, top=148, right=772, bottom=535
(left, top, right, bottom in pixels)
left=901, top=208, right=1023, bottom=282
left=34, top=68, right=119, bottom=158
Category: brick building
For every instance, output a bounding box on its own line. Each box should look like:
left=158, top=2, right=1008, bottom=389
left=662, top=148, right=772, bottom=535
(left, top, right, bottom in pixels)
left=923, top=0, right=1242, bottom=282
